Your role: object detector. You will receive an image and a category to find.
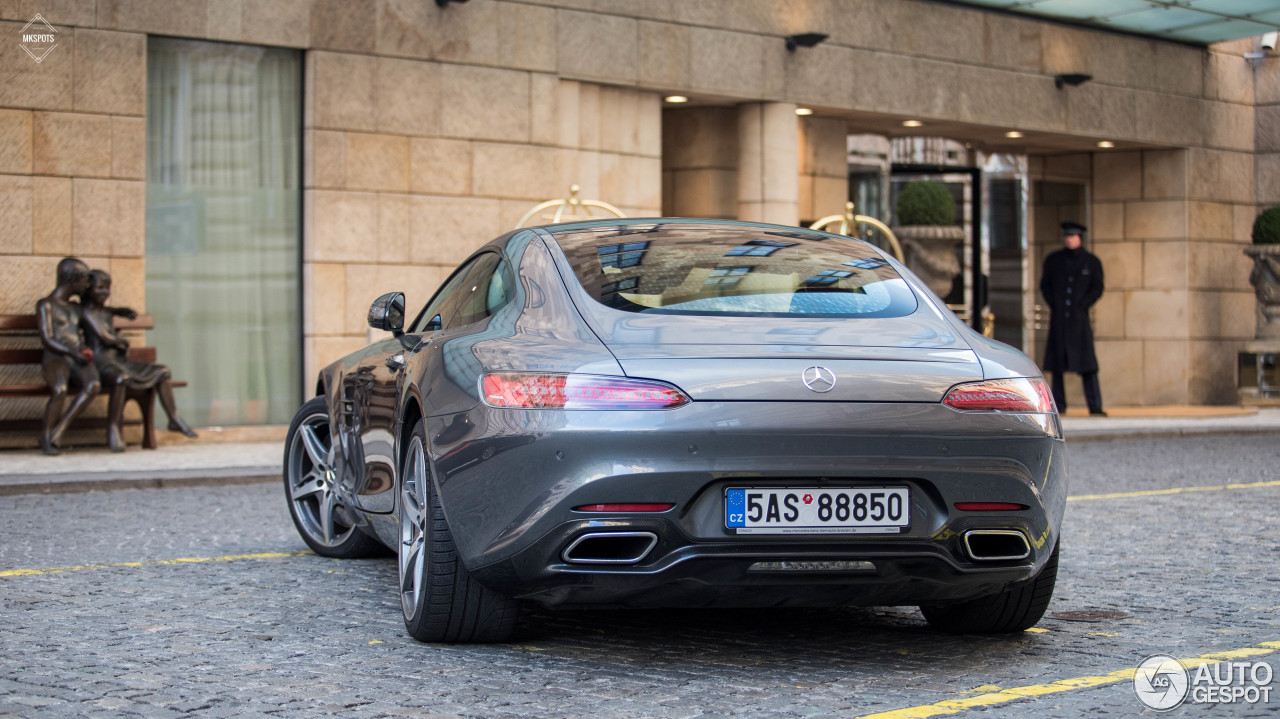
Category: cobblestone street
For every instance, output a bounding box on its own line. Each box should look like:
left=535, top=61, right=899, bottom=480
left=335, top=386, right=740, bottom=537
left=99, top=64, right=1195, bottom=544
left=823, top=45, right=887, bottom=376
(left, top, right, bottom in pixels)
left=2, top=434, right=1278, bottom=718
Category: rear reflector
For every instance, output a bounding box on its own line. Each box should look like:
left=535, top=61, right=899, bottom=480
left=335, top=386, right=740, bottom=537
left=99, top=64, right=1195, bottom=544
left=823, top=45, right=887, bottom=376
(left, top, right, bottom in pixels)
left=481, top=373, right=690, bottom=410
left=573, top=503, right=675, bottom=513
left=954, top=502, right=1029, bottom=511
left=942, top=377, right=1054, bottom=413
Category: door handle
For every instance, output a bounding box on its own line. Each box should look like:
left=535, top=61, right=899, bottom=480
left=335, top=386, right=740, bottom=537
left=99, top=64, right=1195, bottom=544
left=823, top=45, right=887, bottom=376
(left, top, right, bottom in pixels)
left=386, top=353, right=406, bottom=371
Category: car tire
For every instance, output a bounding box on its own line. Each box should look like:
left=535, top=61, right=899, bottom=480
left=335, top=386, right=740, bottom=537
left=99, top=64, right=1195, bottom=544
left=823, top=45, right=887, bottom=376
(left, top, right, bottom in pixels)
left=920, top=540, right=1059, bottom=634
left=398, top=418, right=519, bottom=643
left=283, top=396, right=384, bottom=558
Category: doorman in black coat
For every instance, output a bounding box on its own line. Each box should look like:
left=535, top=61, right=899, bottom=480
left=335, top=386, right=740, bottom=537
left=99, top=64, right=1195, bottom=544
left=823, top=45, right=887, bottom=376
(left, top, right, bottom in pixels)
left=1040, top=221, right=1106, bottom=416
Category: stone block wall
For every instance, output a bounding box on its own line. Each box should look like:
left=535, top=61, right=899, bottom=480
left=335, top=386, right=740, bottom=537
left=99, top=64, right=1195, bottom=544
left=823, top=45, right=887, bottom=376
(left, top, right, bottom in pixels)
left=0, top=21, right=146, bottom=317
left=303, top=64, right=662, bottom=383
left=0, top=15, right=146, bottom=437
left=0, top=2, right=666, bottom=396
left=1089, top=146, right=1255, bottom=406
left=1, top=0, right=1276, bottom=414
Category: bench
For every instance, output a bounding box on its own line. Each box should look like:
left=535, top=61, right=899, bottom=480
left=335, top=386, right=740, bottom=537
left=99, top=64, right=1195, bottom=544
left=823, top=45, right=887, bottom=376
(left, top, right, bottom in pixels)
left=0, top=313, right=187, bottom=450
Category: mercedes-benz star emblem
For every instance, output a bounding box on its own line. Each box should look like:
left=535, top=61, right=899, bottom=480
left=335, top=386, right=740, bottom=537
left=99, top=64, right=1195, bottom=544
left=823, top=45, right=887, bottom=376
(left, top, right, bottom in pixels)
left=802, top=366, right=837, bottom=393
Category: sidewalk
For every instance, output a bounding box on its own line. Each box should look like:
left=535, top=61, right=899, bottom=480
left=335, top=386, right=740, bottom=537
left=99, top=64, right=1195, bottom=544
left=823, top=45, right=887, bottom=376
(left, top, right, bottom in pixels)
left=2, top=408, right=1278, bottom=496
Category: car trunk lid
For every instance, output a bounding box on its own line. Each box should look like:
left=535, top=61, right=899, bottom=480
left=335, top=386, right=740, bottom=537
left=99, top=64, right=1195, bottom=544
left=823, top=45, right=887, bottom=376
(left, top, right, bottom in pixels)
left=600, top=315, right=981, bottom=403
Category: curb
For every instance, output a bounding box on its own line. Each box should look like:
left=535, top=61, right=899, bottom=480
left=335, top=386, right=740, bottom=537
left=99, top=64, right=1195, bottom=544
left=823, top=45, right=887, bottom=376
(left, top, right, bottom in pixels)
left=0, top=467, right=279, bottom=496
left=1064, top=426, right=1280, bottom=442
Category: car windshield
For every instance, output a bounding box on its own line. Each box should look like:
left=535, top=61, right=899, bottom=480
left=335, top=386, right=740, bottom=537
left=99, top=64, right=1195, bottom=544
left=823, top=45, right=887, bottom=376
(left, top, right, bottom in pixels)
left=549, top=223, right=918, bottom=318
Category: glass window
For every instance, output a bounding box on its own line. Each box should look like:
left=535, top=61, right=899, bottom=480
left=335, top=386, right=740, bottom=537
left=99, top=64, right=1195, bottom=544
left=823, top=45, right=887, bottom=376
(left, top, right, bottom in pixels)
left=145, top=38, right=301, bottom=426
left=449, top=254, right=511, bottom=328
left=409, top=259, right=478, bottom=334
left=552, top=225, right=918, bottom=318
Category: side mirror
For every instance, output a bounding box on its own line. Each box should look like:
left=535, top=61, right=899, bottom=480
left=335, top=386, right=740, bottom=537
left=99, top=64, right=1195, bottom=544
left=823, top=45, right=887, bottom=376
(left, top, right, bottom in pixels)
left=367, top=292, right=405, bottom=336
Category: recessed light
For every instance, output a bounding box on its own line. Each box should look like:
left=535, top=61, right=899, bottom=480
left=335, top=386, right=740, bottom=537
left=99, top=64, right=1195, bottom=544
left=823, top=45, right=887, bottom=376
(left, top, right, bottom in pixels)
left=795, top=107, right=814, bottom=116
left=665, top=95, right=688, bottom=104
left=903, top=120, right=923, bottom=128
left=1097, top=140, right=1115, bottom=148
left=1005, top=131, right=1023, bottom=139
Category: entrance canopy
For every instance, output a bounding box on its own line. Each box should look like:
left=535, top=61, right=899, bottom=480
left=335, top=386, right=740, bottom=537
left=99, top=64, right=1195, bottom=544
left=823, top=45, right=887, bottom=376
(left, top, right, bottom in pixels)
left=943, top=0, right=1280, bottom=46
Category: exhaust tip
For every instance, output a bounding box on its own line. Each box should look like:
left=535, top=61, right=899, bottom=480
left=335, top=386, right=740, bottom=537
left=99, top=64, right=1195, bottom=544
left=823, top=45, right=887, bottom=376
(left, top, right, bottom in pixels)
left=963, top=530, right=1031, bottom=561
left=562, top=531, right=658, bottom=565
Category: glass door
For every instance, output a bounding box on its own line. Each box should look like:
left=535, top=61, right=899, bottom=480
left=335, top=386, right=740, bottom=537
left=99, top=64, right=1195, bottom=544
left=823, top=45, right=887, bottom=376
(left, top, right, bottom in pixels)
left=983, top=154, right=1029, bottom=351
left=890, top=167, right=978, bottom=329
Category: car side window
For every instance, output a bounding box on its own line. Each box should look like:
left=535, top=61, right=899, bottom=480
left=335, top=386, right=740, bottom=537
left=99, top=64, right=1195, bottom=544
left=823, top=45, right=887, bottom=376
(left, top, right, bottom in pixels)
left=408, top=258, right=477, bottom=334
left=448, top=254, right=513, bottom=329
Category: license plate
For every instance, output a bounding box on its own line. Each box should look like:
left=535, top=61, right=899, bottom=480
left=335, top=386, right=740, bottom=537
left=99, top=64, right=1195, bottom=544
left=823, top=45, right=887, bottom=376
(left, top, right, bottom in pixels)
left=724, top=487, right=909, bottom=535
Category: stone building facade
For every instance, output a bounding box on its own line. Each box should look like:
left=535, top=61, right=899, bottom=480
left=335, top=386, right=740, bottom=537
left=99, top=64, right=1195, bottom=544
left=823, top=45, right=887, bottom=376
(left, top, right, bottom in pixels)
left=2, top=0, right=1278, bottom=429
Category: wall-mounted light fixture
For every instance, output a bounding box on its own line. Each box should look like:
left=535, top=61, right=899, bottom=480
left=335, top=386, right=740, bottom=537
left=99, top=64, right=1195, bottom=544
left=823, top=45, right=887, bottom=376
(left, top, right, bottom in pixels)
left=786, top=33, right=829, bottom=51
left=1054, top=73, right=1092, bottom=89
left=902, top=120, right=923, bottom=128
left=1097, top=140, right=1115, bottom=148
left=436, top=0, right=468, bottom=7
left=664, top=95, right=688, bottom=103
left=1005, top=131, right=1023, bottom=139
left=795, top=107, right=814, bottom=116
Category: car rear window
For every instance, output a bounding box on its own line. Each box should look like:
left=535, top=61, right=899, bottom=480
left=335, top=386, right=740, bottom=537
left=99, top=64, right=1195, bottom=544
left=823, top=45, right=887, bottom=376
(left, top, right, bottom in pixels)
left=549, top=224, right=919, bottom=318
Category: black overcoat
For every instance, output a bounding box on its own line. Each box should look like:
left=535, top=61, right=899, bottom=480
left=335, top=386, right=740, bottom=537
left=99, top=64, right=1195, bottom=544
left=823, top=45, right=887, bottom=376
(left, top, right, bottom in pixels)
left=1039, top=248, right=1104, bottom=373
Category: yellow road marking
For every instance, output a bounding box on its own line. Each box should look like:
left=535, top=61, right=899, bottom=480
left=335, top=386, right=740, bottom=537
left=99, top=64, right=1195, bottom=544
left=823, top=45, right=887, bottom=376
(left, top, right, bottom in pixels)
left=0, top=550, right=312, bottom=577
left=857, top=641, right=1280, bottom=719
left=1068, top=479, right=1280, bottom=502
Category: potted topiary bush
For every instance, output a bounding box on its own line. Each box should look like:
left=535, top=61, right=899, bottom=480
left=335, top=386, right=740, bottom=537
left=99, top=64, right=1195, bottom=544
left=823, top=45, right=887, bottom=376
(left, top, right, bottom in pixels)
left=892, top=180, right=964, bottom=297
left=1245, top=206, right=1280, bottom=340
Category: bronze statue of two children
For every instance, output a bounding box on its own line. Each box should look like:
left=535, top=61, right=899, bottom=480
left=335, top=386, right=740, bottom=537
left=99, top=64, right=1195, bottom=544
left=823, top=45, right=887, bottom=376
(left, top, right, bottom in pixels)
left=36, top=257, right=196, bottom=454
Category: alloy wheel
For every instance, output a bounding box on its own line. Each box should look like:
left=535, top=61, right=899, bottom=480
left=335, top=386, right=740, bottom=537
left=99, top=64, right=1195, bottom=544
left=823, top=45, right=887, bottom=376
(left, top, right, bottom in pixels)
left=399, top=435, right=429, bottom=620
left=286, top=411, right=355, bottom=548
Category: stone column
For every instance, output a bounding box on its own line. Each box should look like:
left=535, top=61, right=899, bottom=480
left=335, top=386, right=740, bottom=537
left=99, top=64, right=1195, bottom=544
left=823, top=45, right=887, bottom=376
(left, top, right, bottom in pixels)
left=737, top=103, right=798, bottom=225
left=661, top=106, right=738, bottom=219
left=798, top=116, right=850, bottom=225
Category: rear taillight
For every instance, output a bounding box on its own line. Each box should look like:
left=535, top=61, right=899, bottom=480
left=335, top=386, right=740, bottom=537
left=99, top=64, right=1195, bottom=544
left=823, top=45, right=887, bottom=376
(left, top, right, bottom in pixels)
left=481, top=373, right=690, bottom=410
left=942, top=377, right=1054, bottom=413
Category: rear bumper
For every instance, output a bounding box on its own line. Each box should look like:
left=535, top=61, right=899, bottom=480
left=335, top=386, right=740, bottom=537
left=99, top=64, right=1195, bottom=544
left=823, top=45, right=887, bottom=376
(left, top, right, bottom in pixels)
left=425, top=401, right=1067, bottom=608
left=477, top=518, right=1048, bottom=608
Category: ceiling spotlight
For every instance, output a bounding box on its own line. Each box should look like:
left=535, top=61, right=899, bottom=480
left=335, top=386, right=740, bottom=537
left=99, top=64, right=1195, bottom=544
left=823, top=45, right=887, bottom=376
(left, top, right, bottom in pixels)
left=1054, top=73, right=1093, bottom=89
left=786, top=32, right=829, bottom=51
left=1097, top=140, right=1115, bottom=148
left=902, top=120, right=923, bottom=128
left=1005, top=131, right=1023, bottom=139
left=664, top=95, right=688, bottom=103
left=795, top=107, right=814, bottom=116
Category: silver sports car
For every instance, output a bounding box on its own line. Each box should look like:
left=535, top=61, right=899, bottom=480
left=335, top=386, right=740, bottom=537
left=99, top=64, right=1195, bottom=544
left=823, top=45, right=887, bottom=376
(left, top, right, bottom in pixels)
left=283, top=218, right=1066, bottom=643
